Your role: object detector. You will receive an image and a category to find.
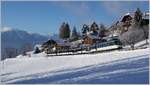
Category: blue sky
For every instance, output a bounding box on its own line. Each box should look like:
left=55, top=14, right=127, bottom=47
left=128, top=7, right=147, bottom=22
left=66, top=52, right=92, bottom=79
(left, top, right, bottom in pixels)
left=2, top=1, right=149, bottom=35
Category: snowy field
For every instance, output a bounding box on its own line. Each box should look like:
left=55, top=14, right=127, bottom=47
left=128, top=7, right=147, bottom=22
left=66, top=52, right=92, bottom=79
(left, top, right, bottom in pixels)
left=1, top=48, right=149, bottom=84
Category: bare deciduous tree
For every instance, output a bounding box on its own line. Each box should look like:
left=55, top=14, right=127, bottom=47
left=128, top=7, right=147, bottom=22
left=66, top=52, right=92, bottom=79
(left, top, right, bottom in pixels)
left=21, top=43, right=33, bottom=55
left=5, top=47, right=18, bottom=58
left=120, top=28, right=144, bottom=50
left=99, top=23, right=106, bottom=38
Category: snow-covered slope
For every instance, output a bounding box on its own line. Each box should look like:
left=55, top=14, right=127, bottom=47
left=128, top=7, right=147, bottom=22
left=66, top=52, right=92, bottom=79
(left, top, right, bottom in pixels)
left=1, top=48, right=149, bottom=84
left=134, top=40, right=149, bottom=48
left=123, top=39, right=149, bottom=50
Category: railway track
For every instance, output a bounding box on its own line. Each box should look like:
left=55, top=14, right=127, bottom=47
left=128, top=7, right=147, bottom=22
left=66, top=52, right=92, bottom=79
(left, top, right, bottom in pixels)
left=46, top=47, right=122, bottom=57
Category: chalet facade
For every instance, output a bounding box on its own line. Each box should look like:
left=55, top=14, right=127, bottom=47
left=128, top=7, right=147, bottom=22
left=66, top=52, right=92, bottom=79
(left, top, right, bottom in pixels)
left=121, top=13, right=132, bottom=31
left=54, top=40, right=70, bottom=51
left=82, top=35, right=100, bottom=45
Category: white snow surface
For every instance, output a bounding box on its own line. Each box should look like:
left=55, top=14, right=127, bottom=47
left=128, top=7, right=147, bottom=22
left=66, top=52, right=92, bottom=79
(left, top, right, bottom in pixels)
left=124, top=40, right=149, bottom=48
left=1, top=48, right=149, bottom=84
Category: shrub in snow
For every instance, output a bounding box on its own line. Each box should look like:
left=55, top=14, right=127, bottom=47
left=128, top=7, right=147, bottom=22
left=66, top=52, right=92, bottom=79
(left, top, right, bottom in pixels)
left=34, top=47, right=41, bottom=54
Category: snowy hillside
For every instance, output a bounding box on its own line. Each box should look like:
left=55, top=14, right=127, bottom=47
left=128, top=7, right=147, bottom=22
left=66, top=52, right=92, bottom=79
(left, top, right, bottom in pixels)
left=1, top=48, right=149, bottom=84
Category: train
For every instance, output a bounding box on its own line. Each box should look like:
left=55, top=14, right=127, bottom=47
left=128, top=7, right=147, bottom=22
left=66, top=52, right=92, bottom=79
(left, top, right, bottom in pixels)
left=46, top=37, right=122, bottom=55
left=84, top=39, right=122, bottom=52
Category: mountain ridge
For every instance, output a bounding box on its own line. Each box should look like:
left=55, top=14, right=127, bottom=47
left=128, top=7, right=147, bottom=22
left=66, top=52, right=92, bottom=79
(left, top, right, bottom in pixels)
left=1, top=28, right=49, bottom=60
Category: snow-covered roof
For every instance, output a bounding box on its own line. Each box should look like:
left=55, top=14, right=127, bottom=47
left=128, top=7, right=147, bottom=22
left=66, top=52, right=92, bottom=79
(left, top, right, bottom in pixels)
left=57, top=42, right=71, bottom=46
left=71, top=40, right=82, bottom=44
left=125, top=12, right=130, bottom=16
left=102, top=35, right=119, bottom=41
left=144, top=12, right=149, bottom=16
left=87, top=34, right=99, bottom=39
left=108, top=34, right=119, bottom=37
left=34, top=44, right=42, bottom=47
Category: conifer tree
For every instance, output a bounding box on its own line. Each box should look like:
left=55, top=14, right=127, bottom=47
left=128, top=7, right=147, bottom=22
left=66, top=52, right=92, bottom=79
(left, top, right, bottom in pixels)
left=71, top=26, right=78, bottom=41
left=82, top=24, right=89, bottom=37
left=59, top=22, right=71, bottom=39
left=90, top=22, right=99, bottom=35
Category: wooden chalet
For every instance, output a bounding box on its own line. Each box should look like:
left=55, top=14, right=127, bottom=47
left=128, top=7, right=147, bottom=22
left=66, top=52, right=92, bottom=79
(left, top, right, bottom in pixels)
left=42, top=39, right=71, bottom=54
left=82, top=35, right=100, bottom=45
left=42, top=39, right=57, bottom=47
left=54, top=42, right=70, bottom=50
left=41, top=39, right=57, bottom=53
left=121, top=13, right=132, bottom=28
